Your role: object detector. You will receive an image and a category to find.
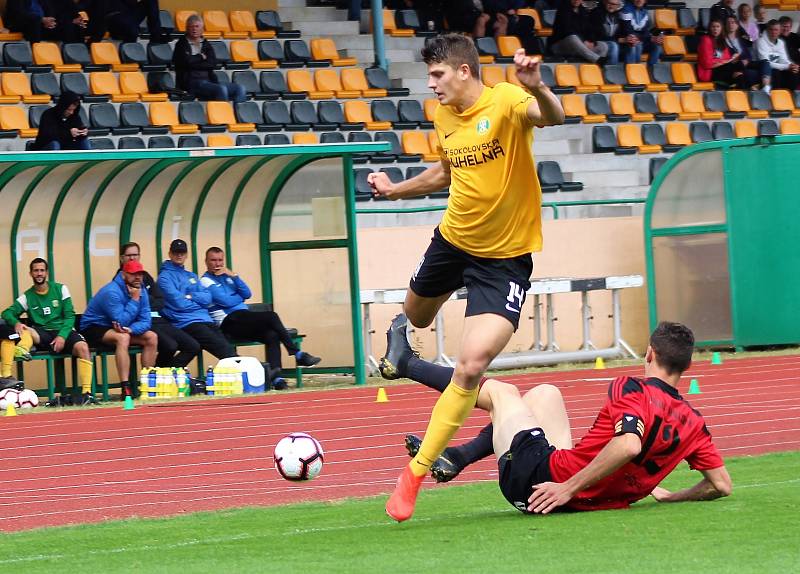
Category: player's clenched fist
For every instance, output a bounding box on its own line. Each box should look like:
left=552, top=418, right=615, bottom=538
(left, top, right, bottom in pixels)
left=513, top=49, right=543, bottom=90
left=367, top=171, right=396, bottom=199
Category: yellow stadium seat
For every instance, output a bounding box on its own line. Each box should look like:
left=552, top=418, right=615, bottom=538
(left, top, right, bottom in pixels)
left=175, top=10, right=221, bottom=38
left=91, top=42, right=138, bottom=71
left=207, top=134, right=234, bottom=147
left=202, top=10, right=248, bottom=39
left=505, top=66, right=524, bottom=88
left=149, top=101, right=198, bottom=134
left=780, top=118, right=800, bottom=134
left=310, top=38, right=357, bottom=67
left=481, top=65, right=506, bottom=87
left=423, top=98, right=438, bottom=122
left=119, top=71, right=167, bottom=102
left=657, top=91, right=698, bottom=120
left=343, top=100, right=391, bottom=130
left=229, top=40, right=277, bottom=69
left=665, top=122, right=691, bottom=146
left=609, top=93, right=653, bottom=121
left=771, top=90, right=800, bottom=117
left=617, top=124, right=661, bottom=153
left=497, top=35, right=522, bottom=57
left=292, top=132, right=318, bottom=145
left=32, top=42, right=82, bottom=72
left=402, top=131, right=439, bottom=162
left=663, top=35, right=693, bottom=61
left=671, top=62, right=713, bottom=90
left=428, top=130, right=440, bottom=154
left=734, top=120, right=757, bottom=138
left=229, top=10, right=275, bottom=39
left=341, top=68, right=386, bottom=98
left=726, top=90, right=769, bottom=119
left=580, top=64, right=622, bottom=93
left=556, top=64, right=595, bottom=93
left=680, top=91, right=722, bottom=120
left=654, top=9, right=693, bottom=35
left=374, top=9, right=414, bottom=37
left=561, top=94, right=604, bottom=123
left=314, top=69, right=360, bottom=98
left=89, top=72, right=137, bottom=103
left=626, top=64, right=667, bottom=91
left=2, top=72, right=50, bottom=104
left=206, top=101, right=254, bottom=132
left=286, top=69, right=333, bottom=100
left=0, top=106, right=37, bottom=137
left=518, top=7, right=552, bottom=37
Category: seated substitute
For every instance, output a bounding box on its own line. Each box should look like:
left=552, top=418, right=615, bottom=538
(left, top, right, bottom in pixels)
left=119, top=242, right=200, bottom=369
left=1, top=258, right=96, bottom=405
left=157, top=239, right=237, bottom=361
left=200, top=246, right=320, bottom=391
left=30, top=91, right=90, bottom=151
left=80, top=260, right=158, bottom=398
left=386, top=319, right=732, bottom=513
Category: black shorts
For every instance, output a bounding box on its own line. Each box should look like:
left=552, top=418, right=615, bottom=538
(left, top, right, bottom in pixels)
left=497, top=427, right=556, bottom=514
left=31, top=327, right=86, bottom=354
left=409, top=227, right=533, bottom=330
left=81, top=325, right=113, bottom=348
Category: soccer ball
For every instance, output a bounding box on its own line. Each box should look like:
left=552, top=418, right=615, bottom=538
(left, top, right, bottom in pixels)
left=17, top=389, right=39, bottom=409
left=0, top=388, right=20, bottom=409
left=274, top=432, right=324, bottom=481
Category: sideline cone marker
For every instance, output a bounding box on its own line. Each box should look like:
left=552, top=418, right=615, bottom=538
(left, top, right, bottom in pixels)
left=594, top=357, right=605, bottom=370
left=123, top=396, right=135, bottom=410
left=5, top=403, right=17, bottom=417
left=687, top=379, right=701, bottom=395
left=376, top=387, right=389, bottom=403
left=711, top=352, right=723, bottom=365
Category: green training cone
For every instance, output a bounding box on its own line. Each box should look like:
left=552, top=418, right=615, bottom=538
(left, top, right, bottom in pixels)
left=687, top=379, right=701, bottom=395
left=711, top=352, right=723, bottom=365
left=123, top=395, right=135, bottom=410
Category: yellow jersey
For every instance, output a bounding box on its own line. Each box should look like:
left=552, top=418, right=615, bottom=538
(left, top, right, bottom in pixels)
left=435, top=82, right=542, bottom=258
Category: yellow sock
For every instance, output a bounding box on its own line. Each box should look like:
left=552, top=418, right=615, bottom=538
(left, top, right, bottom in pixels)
left=0, top=340, right=13, bottom=377
left=19, top=330, right=32, bottom=352
left=410, top=382, right=479, bottom=477
left=77, top=358, right=94, bottom=394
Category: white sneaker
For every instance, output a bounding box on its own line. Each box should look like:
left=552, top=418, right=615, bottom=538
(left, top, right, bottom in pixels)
left=763, top=85, right=771, bottom=94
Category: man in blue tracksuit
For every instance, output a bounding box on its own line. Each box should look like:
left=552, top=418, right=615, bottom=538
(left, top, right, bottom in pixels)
left=80, top=260, right=158, bottom=397
left=200, top=246, right=321, bottom=390
left=157, top=239, right=236, bottom=360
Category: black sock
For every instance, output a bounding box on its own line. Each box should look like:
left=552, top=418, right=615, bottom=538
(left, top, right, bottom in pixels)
left=451, top=423, right=495, bottom=465
left=406, top=356, right=454, bottom=392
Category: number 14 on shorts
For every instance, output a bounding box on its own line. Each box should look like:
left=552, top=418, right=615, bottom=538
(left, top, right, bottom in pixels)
left=505, top=282, right=524, bottom=314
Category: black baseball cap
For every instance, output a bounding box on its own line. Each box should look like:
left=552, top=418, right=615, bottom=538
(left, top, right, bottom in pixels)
left=169, top=239, right=188, bottom=253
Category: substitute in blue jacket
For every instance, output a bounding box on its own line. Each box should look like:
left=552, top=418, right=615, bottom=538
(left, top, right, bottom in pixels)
left=157, top=239, right=236, bottom=360
left=80, top=260, right=158, bottom=397
left=200, top=246, right=321, bottom=390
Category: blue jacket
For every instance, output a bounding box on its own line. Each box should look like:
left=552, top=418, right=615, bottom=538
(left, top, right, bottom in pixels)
left=156, top=260, right=214, bottom=328
left=81, top=273, right=152, bottom=335
left=199, top=272, right=251, bottom=325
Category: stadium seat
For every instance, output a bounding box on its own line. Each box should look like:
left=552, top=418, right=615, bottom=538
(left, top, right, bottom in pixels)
left=319, top=131, right=345, bottom=144
left=230, top=10, right=275, bottom=39
left=230, top=40, right=277, bottom=69
left=0, top=16, right=23, bottom=41
left=505, top=65, right=524, bottom=88
left=481, top=65, right=506, bottom=87
left=474, top=36, right=498, bottom=64
left=236, top=134, right=263, bottom=146
left=264, top=133, right=291, bottom=145
left=401, top=131, right=439, bottom=162
left=89, top=72, right=137, bottom=103
left=260, top=70, right=300, bottom=99
left=148, top=135, right=176, bottom=148
left=287, top=69, right=332, bottom=99
left=649, top=157, right=668, bottom=183
left=341, top=68, right=385, bottom=98
left=208, top=40, right=246, bottom=70
left=618, top=123, right=661, bottom=153
left=664, top=122, right=691, bottom=150
left=372, top=99, right=417, bottom=129
left=348, top=131, right=373, bottom=163
left=580, top=64, right=621, bottom=93
left=365, top=67, right=409, bottom=97
left=90, top=102, right=137, bottom=135
left=232, top=70, right=269, bottom=100
left=631, top=92, right=670, bottom=121
left=770, top=90, right=800, bottom=117
left=310, top=38, right=357, bottom=67
left=149, top=101, right=198, bottom=133
left=28, top=104, right=49, bottom=128
left=677, top=8, right=697, bottom=31
left=586, top=93, right=621, bottom=122
left=119, top=43, right=155, bottom=71
left=662, top=35, right=690, bottom=61
left=263, top=100, right=310, bottom=131
left=496, top=35, right=521, bottom=58
left=712, top=121, right=734, bottom=140
left=518, top=7, right=552, bottom=37
left=178, top=135, right=205, bottom=148
left=650, top=62, right=678, bottom=89
left=256, top=10, right=300, bottom=38
left=3, top=42, right=42, bottom=71
left=91, top=137, right=117, bottom=149
left=609, top=93, right=651, bottom=121
left=120, top=102, right=168, bottom=134
left=32, top=42, right=81, bottom=72
left=118, top=136, right=146, bottom=149
left=671, top=63, right=713, bottom=90
left=292, top=132, right=318, bottom=144
left=3, top=72, right=50, bottom=103
left=723, top=90, right=767, bottom=119
left=91, top=42, right=137, bottom=72
left=757, top=119, right=779, bottom=136
left=177, top=101, right=221, bottom=133
left=396, top=9, right=435, bottom=38
left=147, top=42, right=174, bottom=68
left=234, top=101, right=269, bottom=131
left=314, top=69, right=359, bottom=99
left=207, top=101, right=254, bottom=132
left=63, top=42, right=107, bottom=72
left=780, top=118, right=800, bottom=134
left=0, top=106, right=38, bottom=137
left=748, top=90, right=785, bottom=118
left=284, top=39, right=327, bottom=67
left=602, top=64, right=635, bottom=91
left=60, top=72, right=101, bottom=102
left=592, top=125, right=619, bottom=153
left=689, top=121, right=713, bottom=143
left=399, top=99, right=432, bottom=129
left=203, top=10, right=247, bottom=39
left=353, top=167, right=375, bottom=201
left=31, top=72, right=60, bottom=98
left=318, top=100, right=364, bottom=130
left=555, top=64, right=593, bottom=93
left=375, top=9, right=414, bottom=37
left=537, top=161, right=583, bottom=192
left=207, top=133, right=234, bottom=146
left=291, top=100, right=336, bottom=131
left=641, top=122, right=679, bottom=152
left=423, top=98, right=438, bottom=123
left=627, top=64, right=667, bottom=91
left=428, top=130, right=440, bottom=153
left=657, top=91, right=698, bottom=120
left=702, top=90, right=739, bottom=119
left=120, top=71, right=167, bottom=102
left=680, top=91, right=722, bottom=120
left=257, top=40, right=294, bottom=68
left=733, top=120, right=757, bottom=138
left=561, top=94, right=604, bottom=123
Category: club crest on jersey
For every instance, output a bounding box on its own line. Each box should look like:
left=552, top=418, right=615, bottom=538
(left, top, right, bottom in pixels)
left=52, top=300, right=59, bottom=307
left=476, top=116, right=490, bottom=135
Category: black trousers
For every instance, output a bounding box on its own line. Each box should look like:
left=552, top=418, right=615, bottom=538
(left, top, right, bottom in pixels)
left=152, top=317, right=201, bottom=368
left=221, top=310, right=299, bottom=369
left=86, top=0, right=162, bottom=43
left=182, top=322, right=236, bottom=360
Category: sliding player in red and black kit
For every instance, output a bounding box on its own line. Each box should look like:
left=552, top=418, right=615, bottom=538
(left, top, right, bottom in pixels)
left=396, top=321, right=732, bottom=514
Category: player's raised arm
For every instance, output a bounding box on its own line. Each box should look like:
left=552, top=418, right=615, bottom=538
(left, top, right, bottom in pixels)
left=512, top=49, right=565, bottom=127
left=651, top=466, right=732, bottom=503
left=368, top=161, right=451, bottom=201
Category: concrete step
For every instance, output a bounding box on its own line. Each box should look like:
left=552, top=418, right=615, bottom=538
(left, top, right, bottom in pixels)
left=277, top=0, right=309, bottom=7
left=279, top=6, right=346, bottom=21
left=349, top=49, right=417, bottom=65
left=333, top=35, right=425, bottom=51
left=571, top=169, right=642, bottom=188
left=388, top=62, right=427, bottom=79
left=290, top=20, right=360, bottom=36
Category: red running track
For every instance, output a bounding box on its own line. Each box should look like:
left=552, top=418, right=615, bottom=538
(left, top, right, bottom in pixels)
left=1, top=354, right=799, bottom=532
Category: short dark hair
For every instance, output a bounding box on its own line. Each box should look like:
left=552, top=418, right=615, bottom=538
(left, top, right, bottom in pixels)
left=421, top=33, right=480, bottom=80
left=120, top=241, right=140, bottom=255
left=778, top=16, right=793, bottom=24
left=649, top=322, right=694, bottom=375
left=29, top=257, right=48, bottom=271
left=767, top=19, right=780, bottom=28
left=205, top=246, right=224, bottom=258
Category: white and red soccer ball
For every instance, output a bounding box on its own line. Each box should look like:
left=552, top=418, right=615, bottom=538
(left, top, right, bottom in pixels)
left=0, top=388, right=39, bottom=409
left=274, top=432, right=324, bottom=481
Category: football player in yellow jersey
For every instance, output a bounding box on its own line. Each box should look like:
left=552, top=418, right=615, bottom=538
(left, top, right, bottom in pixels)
left=368, top=34, right=565, bottom=522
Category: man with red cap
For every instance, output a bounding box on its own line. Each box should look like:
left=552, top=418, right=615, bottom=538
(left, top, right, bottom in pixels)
left=81, top=259, right=158, bottom=398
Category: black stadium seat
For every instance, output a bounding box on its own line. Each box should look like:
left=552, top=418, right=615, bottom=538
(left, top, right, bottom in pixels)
left=63, top=42, right=107, bottom=72
left=712, top=121, right=734, bottom=140
left=61, top=72, right=108, bottom=102
left=90, top=137, right=116, bottom=149
left=91, top=102, right=139, bottom=135
left=376, top=131, right=420, bottom=162
left=649, top=157, right=668, bottom=183
left=28, top=105, right=49, bottom=128
left=540, top=64, right=571, bottom=95
left=587, top=93, right=627, bottom=122
left=263, top=100, right=309, bottom=131
left=635, top=92, right=674, bottom=121
left=592, top=125, right=617, bottom=153
left=5, top=42, right=46, bottom=71
left=259, top=39, right=297, bottom=68
left=118, top=136, right=146, bottom=149
left=642, top=123, right=681, bottom=153
left=749, top=90, right=786, bottom=118
left=284, top=39, right=327, bottom=68
left=120, top=102, right=168, bottom=135
left=264, top=133, right=290, bottom=145
left=689, top=121, right=713, bottom=143
left=475, top=36, right=499, bottom=61
left=398, top=99, right=431, bottom=129
left=260, top=70, right=301, bottom=99
left=236, top=134, right=262, bottom=146
left=233, top=70, right=270, bottom=100
left=318, top=99, right=363, bottom=130
left=235, top=101, right=270, bottom=131
left=31, top=72, right=60, bottom=98
left=365, top=67, right=410, bottom=97
left=371, top=99, right=416, bottom=129
left=379, top=166, right=405, bottom=186
left=650, top=63, right=676, bottom=88
left=178, top=135, right=204, bottom=147
left=179, top=101, right=225, bottom=133
left=353, top=167, right=374, bottom=201
left=758, top=119, right=779, bottom=136
left=537, top=161, right=584, bottom=192
left=291, top=100, right=336, bottom=131
left=348, top=130, right=373, bottom=163
left=148, top=135, right=176, bottom=148
left=320, top=131, right=345, bottom=144
left=256, top=10, right=300, bottom=38
left=147, top=42, right=174, bottom=68
left=120, top=42, right=157, bottom=71
left=704, top=91, right=741, bottom=119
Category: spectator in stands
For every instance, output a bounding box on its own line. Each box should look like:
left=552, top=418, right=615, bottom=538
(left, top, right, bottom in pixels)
left=30, top=91, right=90, bottom=151
left=157, top=239, right=237, bottom=362
left=619, top=0, right=662, bottom=66
left=756, top=19, right=799, bottom=90
left=550, top=0, right=608, bottom=63
left=725, top=15, right=771, bottom=89
left=588, top=0, right=625, bottom=65
left=710, top=0, right=736, bottom=25
left=698, top=19, right=746, bottom=88
left=172, top=14, right=246, bottom=103
left=754, top=4, right=768, bottom=33
left=1, top=258, right=96, bottom=405
left=200, top=247, right=321, bottom=391
left=442, top=0, right=490, bottom=37
left=483, top=0, right=539, bottom=53
left=80, top=260, right=158, bottom=398
left=737, top=3, right=759, bottom=43
left=399, top=0, right=445, bottom=31
left=779, top=16, right=800, bottom=64
left=85, top=0, right=165, bottom=44
left=3, top=0, right=86, bottom=43
left=119, top=242, right=200, bottom=369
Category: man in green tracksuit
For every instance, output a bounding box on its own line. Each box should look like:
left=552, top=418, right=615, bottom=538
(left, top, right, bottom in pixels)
left=1, top=258, right=96, bottom=405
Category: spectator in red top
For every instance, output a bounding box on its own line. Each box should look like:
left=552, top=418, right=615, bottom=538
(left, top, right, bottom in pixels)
left=698, top=19, right=747, bottom=87
left=398, top=322, right=732, bottom=514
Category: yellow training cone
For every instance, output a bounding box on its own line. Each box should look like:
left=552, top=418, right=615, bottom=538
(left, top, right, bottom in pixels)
left=5, top=403, right=17, bottom=417
left=376, top=387, right=389, bottom=403
left=594, top=357, right=605, bottom=370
